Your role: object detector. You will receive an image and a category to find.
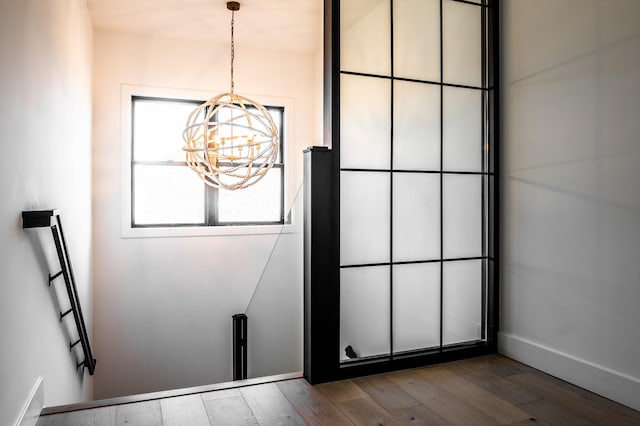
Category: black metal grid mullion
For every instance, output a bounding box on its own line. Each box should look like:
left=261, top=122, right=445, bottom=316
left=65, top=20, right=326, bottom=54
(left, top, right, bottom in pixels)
left=340, top=70, right=487, bottom=92
left=389, top=0, right=395, bottom=360
left=452, top=0, right=485, bottom=6
left=206, top=185, right=218, bottom=225
left=341, top=256, right=487, bottom=270
left=439, top=0, right=445, bottom=353
left=480, top=0, right=488, bottom=341
left=340, top=168, right=490, bottom=175
left=489, top=0, right=500, bottom=347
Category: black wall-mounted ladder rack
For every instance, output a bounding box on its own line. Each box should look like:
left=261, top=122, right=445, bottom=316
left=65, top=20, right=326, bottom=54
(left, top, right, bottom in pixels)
left=22, top=209, right=97, bottom=375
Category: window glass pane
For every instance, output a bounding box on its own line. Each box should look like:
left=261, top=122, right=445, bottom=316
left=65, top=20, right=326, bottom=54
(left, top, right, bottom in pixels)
left=341, top=0, right=391, bottom=75
left=443, top=174, right=482, bottom=259
left=393, top=0, right=440, bottom=81
left=340, top=171, right=390, bottom=265
left=218, top=168, right=282, bottom=223
left=133, top=98, right=198, bottom=162
left=133, top=165, right=205, bottom=225
left=443, top=0, right=482, bottom=87
left=443, top=87, right=482, bottom=172
left=443, top=259, right=482, bottom=345
left=341, top=74, right=391, bottom=170
left=393, top=173, right=440, bottom=262
left=393, top=81, right=440, bottom=171
left=340, top=266, right=390, bottom=361
left=393, top=263, right=440, bottom=353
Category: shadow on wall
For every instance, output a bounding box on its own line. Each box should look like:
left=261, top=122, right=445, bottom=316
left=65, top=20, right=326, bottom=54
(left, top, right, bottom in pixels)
left=500, top=0, right=640, bottom=411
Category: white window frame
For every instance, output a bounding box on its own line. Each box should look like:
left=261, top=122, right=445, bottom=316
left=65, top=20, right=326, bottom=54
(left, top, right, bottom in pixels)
left=120, top=84, right=296, bottom=238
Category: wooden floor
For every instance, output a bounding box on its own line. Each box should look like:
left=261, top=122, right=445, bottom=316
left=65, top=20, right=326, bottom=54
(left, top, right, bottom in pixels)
left=37, top=354, right=640, bottom=425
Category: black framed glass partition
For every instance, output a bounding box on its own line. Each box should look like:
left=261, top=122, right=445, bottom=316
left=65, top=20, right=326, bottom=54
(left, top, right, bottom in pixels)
left=304, top=0, right=499, bottom=383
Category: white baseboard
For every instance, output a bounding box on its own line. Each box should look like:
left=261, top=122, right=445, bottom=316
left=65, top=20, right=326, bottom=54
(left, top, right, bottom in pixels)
left=15, top=377, right=44, bottom=426
left=498, top=332, right=640, bottom=412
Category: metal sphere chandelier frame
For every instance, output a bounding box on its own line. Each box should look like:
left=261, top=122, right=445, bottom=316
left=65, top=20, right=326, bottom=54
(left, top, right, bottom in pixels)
left=182, top=1, right=279, bottom=190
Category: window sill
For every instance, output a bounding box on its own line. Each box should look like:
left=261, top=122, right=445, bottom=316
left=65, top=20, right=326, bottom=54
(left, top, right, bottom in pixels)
left=121, top=222, right=299, bottom=239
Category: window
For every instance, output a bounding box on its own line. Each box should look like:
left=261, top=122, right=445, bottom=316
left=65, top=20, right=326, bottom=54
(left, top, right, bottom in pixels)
left=336, top=0, right=494, bottom=364
left=129, top=96, right=285, bottom=230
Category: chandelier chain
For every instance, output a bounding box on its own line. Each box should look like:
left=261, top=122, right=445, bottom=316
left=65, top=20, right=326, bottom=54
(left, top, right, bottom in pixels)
left=183, top=1, right=279, bottom=190
left=230, top=9, right=235, bottom=94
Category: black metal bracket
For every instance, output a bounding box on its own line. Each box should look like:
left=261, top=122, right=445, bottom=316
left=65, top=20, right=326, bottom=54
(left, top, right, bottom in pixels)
left=22, top=209, right=97, bottom=375
left=60, top=308, right=73, bottom=321
left=49, top=270, right=63, bottom=284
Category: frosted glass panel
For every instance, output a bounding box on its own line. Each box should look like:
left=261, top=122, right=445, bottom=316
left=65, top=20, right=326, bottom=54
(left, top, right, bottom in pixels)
left=443, top=87, right=482, bottom=172
left=443, top=260, right=482, bottom=345
left=341, top=75, right=391, bottom=169
left=443, top=174, right=482, bottom=259
left=393, top=0, right=440, bottom=81
left=393, top=263, right=440, bottom=353
left=341, top=0, right=391, bottom=75
left=341, top=172, right=390, bottom=265
left=443, top=0, right=482, bottom=87
left=340, top=266, right=390, bottom=360
left=393, top=81, right=440, bottom=171
left=393, top=173, right=440, bottom=262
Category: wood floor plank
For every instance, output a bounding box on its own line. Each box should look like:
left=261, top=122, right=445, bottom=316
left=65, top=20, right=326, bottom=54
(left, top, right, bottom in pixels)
left=518, top=399, right=592, bottom=426
left=508, top=372, right=640, bottom=425
left=277, top=379, right=353, bottom=425
left=456, top=355, right=532, bottom=378
left=200, top=388, right=241, bottom=401
left=444, top=361, right=539, bottom=405
left=202, top=395, right=258, bottom=426
left=352, top=373, right=421, bottom=411
left=317, top=379, right=368, bottom=403
left=391, top=404, right=453, bottom=426
left=115, top=400, right=162, bottom=425
left=527, top=369, right=640, bottom=422
left=160, top=394, right=210, bottom=426
left=417, top=366, right=531, bottom=424
left=37, top=406, right=116, bottom=426
left=386, top=370, right=499, bottom=426
left=382, top=369, right=423, bottom=386
left=577, top=388, right=640, bottom=422
left=337, top=397, right=403, bottom=426
left=506, top=418, right=552, bottom=426
left=241, top=382, right=305, bottom=425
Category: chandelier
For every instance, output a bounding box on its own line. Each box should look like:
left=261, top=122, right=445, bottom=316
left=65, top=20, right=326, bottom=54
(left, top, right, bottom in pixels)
left=182, top=1, right=279, bottom=190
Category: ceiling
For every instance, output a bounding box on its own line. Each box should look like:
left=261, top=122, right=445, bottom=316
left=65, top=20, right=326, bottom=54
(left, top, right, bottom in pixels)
left=87, top=0, right=323, bottom=53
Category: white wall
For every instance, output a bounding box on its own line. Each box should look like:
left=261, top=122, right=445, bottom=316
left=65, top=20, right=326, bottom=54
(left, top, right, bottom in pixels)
left=92, top=29, right=317, bottom=399
left=500, top=0, right=640, bottom=410
left=0, top=0, right=93, bottom=423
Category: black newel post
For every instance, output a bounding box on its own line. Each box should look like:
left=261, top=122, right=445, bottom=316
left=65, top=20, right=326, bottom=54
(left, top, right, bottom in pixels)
left=232, top=313, right=247, bottom=380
